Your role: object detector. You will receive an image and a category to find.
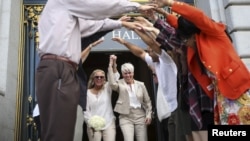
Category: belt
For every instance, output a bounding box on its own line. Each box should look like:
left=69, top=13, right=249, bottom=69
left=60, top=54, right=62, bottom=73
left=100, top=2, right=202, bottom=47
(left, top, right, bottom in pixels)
left=41, top=54, right=78, bottom=69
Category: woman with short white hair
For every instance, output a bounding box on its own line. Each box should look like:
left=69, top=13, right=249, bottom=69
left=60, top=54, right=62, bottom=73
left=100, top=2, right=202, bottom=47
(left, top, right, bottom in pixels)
left=108, top=61, right=152, bottom=141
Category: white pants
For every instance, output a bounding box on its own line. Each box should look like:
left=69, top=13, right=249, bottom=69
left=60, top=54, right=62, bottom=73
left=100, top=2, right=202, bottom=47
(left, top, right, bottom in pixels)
left=119, top=108, right=148, bottom=141
left=74, top=105, right=84, bottom=141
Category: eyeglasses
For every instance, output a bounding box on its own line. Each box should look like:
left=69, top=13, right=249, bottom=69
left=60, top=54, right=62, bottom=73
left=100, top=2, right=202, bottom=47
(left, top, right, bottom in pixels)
left=94, top=76, right=105, bottom=79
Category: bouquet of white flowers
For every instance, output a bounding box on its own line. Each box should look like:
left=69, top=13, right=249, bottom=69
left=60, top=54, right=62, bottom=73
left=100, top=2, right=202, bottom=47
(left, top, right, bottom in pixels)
left=88, top=115, right=106, bottom=131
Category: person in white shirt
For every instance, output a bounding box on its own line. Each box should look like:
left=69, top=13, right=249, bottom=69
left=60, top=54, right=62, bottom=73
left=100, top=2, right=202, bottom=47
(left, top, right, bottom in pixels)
left=83, top=55, right=119, bottom=141
left=35, top=0, right=156, bottom=140
left=112, top=36, right=178, bottom=114
left=108, top=61, right=152, bottom=141
left=112, top=31, right=178, bottom=141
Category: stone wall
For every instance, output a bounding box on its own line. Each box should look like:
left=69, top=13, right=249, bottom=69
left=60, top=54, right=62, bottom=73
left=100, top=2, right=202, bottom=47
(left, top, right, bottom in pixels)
left=196, top=0, right=250, bottom=69
left=0, top=0, right=21, bottom=140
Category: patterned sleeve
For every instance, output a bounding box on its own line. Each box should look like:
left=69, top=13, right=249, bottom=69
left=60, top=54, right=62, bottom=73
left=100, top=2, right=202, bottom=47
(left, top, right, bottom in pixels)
left=154, top=18, right=184, bottom=51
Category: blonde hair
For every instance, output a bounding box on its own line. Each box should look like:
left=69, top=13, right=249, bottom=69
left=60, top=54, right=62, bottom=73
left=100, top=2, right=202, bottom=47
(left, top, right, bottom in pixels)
left=87, top=69, right=106, bottom=89
left=121, top=62, right=134, bottom=73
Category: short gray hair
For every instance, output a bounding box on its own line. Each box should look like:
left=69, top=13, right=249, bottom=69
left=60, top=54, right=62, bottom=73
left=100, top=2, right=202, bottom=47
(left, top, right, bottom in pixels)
left=121, top=62, right=134, bottom=73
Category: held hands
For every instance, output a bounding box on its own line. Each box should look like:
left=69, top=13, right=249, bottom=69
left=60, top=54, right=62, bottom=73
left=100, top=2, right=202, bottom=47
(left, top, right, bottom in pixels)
left=109, top=54, right=117, bottom=67
left=145, top=117, right=152, bottom=125
left=110, top=54, right=117, bottom=61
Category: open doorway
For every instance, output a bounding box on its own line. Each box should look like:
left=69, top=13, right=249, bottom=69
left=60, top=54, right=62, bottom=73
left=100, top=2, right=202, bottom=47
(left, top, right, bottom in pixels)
left=81, top=51, right=158, bottom=141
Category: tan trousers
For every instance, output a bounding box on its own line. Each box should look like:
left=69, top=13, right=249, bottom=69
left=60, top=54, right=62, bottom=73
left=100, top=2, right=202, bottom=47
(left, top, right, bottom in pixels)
left=86, top=119, right=116, bottom=141
left=119, top=108, right=148, bottom=141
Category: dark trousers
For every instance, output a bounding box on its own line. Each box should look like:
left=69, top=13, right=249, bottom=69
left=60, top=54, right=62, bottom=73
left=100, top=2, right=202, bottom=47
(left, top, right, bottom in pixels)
left=36, top=59, right=80, bottom=141
left=160, top=118, right=169, bottom=141
left=34, top=116, right=41, bottom=139
left=168, top=110, right=187, bottom=141
left=168, top=113, right=176, bottom=141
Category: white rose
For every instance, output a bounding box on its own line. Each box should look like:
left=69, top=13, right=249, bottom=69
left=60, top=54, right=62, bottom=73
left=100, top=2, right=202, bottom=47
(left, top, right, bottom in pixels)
left=88, top=115, right=106, bottom=131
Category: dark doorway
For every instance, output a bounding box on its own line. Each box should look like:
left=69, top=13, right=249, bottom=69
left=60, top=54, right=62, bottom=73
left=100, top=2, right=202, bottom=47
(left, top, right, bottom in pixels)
left=81, top=51, right=158, bottom=141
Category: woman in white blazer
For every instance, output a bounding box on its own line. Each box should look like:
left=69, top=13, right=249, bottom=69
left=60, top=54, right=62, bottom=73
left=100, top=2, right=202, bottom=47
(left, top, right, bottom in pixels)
left=108, top=61, right=152, bottom=141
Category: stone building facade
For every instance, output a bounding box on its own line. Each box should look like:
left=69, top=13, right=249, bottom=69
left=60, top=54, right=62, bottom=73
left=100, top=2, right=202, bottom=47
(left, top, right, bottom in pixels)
left=0, top=0, right=250, bottom=140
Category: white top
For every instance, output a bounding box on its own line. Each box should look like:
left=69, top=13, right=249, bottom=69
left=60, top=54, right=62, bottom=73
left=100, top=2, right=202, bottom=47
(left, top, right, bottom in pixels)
left=38, top=0, right=140, bottom=64
left=145, top=50, right=178, bottom=119
left=33, top=104, right=40, bottom=117
left=126, top=83, right=141, bottom=108
left=83, top=72, right=120, bottom=130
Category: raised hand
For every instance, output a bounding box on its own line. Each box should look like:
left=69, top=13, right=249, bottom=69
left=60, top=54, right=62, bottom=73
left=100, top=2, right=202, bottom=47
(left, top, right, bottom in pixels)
left=142, top=26, right=158, bottom=33
left=134, top=29, right=154, bottom=46
left=112, top=37, right=126, bottom=45
left=138, top=3, right=157, bottom=11
left=109, top=54, right=118, bottom=68
left=110, top=54, right=117, bottom=61
left=119, top=15, right=131, bottom=22
left=131, top=22, right=159, bottom=39
left=121, top=21, right=143, bottom=30
left=140, top=9, right=158, bottom=22
left=109, top=55, right=114, bottom=66
left=133, top=16, right=153, bottom=27
left=153, top=7, right=169, bottom=16
left=153, top=0, right=174, bottom=8
left=89, top=37, right=104, bottom=48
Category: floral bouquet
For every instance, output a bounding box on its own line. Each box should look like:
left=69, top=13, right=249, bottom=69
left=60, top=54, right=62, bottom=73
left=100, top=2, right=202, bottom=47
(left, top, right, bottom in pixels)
left=88, top=115, right=106, bottom=131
